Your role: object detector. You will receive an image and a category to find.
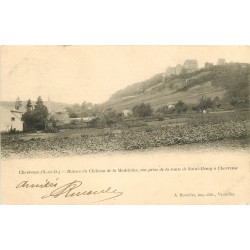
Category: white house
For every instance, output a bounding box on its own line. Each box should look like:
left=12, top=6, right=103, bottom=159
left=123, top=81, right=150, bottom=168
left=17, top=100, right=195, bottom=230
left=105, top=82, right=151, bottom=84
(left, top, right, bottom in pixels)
left=0, top=106, right=24, bottom=132
left=122, top=109, right=133, bottom=117
left=167, top=104, right=175, bottom=109
left=69, top=116, right=97, bottom=124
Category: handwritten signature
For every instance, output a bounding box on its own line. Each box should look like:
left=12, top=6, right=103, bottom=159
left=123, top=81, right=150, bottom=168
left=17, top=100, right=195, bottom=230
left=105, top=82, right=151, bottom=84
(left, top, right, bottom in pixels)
left=16, top=180, right=123, bottom=203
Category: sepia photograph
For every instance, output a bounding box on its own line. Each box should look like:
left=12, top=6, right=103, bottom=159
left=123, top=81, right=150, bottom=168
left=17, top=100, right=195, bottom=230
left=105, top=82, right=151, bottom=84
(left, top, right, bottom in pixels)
left=1, top=46, right=249, bottom=204
left=1, top=1, right=249, bottom=250
left=1, top=46, right=249, bottom=158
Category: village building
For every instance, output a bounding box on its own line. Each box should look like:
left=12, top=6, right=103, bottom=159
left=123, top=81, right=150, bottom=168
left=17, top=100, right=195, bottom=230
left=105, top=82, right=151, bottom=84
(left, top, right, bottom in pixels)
left=0, top=106, right=24, bottom=132
left=69, top=116, right=97, bottom=123
left=81, top=116, right=97, bottom=122
left=165, top=63, right=184, bottom=77
left=167, top=104, right=175, bottom=109
left=217, top=58, right=226, bottom=65
left=183, top=59, right=198, bottom=73
left=175, top=64, right=183, bottom=75
left=205, top=62, right=213, bottom=68
left=69, top=116, right=97, bottom=128
left=165, top=66, right=176, bottom=76
left=122, top=109, right=133, bottom=117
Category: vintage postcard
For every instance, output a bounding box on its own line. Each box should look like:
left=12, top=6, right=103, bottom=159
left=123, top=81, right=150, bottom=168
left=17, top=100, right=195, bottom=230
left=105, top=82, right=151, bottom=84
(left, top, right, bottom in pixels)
left=0, top=45, right=249, bottom=204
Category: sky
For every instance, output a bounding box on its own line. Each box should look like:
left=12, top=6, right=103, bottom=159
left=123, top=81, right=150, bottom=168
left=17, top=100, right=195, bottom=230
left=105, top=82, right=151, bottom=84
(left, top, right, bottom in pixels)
left=1, top=46, right=250, bottom=104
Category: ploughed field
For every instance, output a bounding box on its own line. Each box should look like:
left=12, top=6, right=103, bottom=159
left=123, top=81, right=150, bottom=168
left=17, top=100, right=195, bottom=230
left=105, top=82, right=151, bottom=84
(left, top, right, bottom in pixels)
left=1, top=121, right=249, bottom=159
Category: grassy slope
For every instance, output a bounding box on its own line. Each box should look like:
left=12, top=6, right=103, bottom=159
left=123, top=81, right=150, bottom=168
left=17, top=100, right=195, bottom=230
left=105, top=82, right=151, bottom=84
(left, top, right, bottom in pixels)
left=104, top=63, right=250, bottom=111
left=104, top=70, right=226, bottom=111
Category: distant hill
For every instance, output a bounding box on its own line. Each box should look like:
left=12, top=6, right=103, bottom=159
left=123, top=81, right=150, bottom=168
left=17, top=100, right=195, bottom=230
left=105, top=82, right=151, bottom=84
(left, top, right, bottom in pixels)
left=104, top=63, right=250, bottom=111
left=0, top=100, right=73, bottom=112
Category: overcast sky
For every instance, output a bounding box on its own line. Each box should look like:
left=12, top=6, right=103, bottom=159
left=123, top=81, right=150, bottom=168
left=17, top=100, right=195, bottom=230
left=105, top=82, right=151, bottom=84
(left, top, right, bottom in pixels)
left=1, top=46, right=250, bottom=104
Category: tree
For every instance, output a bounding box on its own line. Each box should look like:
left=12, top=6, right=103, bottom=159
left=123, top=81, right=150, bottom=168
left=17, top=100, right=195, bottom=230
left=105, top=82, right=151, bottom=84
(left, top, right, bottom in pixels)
left=22, top=99, right=34, bottom=131
left=223, top=82, right=249, bottom=108
left=103, top=108, right=123, bottom=126
left=156, top=105, right=169, bottom=116
left=155, top=104, right=175, bottom=116
left=132, top=103, right=153, bottom=118
left=22, top=111, right=36, bottom=131
left=33, top=96, right=49, bottom=130
left=71, top=104, right=81, bottom=117
left=22, top=96, right=49, bottom=131
left=80, top=101, right=94, bottom=117
left=213, top=96, right=221, bottom=109
left=25, top=99, right=33, bottom=111
left=15, top=97, right=22, bottom=110
left=65, top=106, right=79, bottom=118
left=175, top=101, right=188, bottom=114
left=196, top=96, right=214, bottom=111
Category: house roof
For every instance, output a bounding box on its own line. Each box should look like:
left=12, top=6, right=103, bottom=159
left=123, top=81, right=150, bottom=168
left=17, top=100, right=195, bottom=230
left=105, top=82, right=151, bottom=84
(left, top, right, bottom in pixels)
left=53, top=113, right=69, bottom=122
left=1, top=106, right=24, bottom=113
left=0, top=106, right=23, bottom=122
left=82, top=116, right=97, bottom=122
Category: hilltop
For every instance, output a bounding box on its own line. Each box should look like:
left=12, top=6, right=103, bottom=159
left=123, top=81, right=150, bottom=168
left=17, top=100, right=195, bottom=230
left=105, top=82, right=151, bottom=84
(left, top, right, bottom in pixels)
left=104, top=63, right=250, bottom=111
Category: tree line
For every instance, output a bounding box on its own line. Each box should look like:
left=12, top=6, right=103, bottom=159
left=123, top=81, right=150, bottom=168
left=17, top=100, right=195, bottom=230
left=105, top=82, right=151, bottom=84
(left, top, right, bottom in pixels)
left=16, top=92, right=249, bottom=133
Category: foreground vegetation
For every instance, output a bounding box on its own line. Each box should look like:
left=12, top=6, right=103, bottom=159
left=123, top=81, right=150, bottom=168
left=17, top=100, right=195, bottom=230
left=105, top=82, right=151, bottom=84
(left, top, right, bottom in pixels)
left=2, top=121, right=248, bottom=159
